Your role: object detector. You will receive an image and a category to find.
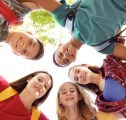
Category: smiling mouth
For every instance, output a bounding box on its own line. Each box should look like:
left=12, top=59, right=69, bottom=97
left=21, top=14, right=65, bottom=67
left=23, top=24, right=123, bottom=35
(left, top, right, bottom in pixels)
left=16, top=38, right=21, bottom=47
left=67, top=49, right=73, bottom=56
left=34, top=86, right=43, bottom=93
left=66, top=97, right=74, bottom=101
left=83, top=73, right=86, bottom=81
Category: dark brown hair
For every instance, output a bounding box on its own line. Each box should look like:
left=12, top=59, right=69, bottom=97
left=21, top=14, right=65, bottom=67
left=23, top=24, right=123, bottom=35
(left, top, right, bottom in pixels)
left=10, top=71, right=53, bottom=107
left=33, top=40, right=44, bottom=60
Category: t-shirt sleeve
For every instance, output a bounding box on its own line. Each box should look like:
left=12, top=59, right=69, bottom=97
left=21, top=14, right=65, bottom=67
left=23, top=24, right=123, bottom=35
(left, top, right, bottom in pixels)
left=39, top=112, right=49, bottom=120
left=0, top=76, right=9, bottom=92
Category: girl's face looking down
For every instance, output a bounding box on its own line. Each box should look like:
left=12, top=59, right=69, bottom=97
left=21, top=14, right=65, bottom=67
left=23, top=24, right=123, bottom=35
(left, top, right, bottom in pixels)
left=69, top=66, right=93, bottom=85
left=9, top=32, right=41, bottom=59
left=26, top=73, right=52, bottom=99
left=59, top=83, right=81, bottom=108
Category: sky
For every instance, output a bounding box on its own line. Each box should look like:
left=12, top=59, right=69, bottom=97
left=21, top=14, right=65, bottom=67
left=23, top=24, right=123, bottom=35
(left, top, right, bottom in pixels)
left=0, top=42, right=105, bottom=119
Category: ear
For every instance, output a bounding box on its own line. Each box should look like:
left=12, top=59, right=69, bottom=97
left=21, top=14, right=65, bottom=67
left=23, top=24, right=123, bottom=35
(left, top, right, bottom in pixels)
left=58, top=99, right=62, bottom=105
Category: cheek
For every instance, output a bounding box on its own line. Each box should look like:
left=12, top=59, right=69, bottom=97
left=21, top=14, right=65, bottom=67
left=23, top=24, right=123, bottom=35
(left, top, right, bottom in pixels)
left=59, top=96, right=65, bottom=104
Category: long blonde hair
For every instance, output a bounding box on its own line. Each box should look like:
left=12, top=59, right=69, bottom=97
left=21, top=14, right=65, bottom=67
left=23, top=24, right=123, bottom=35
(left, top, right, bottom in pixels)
left=56, top=82, right=97, bottom=120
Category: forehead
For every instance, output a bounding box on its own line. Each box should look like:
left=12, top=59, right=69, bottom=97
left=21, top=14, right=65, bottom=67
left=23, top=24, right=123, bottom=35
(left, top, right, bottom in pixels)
left=35, top=73, right=52, bottom=83
left=69, top=66, right=81, bottom=80
left=60, top=83, right=76, bottom=91
left=55, top=47, right=65, bottom=66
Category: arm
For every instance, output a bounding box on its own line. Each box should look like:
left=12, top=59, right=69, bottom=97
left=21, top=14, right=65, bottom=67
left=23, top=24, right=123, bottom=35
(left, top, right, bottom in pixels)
left=114, top=113, right=125, bottom=120
left=20, top=0, right=61, bottom=11
left=112, top=43, right=126, bottom=60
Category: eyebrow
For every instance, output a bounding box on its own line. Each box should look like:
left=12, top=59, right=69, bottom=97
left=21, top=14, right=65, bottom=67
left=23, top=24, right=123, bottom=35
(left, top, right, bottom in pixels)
left=75, top=69, right=78, bottom=74
left=60, top=87, right=75, bottom=92
left=38, top=76, right=44, bottom=80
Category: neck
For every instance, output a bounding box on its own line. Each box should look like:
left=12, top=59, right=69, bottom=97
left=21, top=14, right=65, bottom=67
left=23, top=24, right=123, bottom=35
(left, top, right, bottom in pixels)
left=19, top=88, right=35, bottom=110
left=91, top=73, right=104, bottom=91
left=70, top=36, right=83, bottom=49
left=66, top=106, right=79, bottom=120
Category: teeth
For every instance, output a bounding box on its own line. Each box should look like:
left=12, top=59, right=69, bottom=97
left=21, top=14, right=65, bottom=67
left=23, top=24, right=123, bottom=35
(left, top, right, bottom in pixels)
left=66, top=98, right=74, bottom=101
left=83, top=73, right=86, bottom=81
left=67, top=49, right=72, bottom=55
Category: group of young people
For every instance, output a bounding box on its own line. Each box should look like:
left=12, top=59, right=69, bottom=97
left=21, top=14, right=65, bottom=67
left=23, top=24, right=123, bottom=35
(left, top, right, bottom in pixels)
left=0, top=0, right=126, bottom=120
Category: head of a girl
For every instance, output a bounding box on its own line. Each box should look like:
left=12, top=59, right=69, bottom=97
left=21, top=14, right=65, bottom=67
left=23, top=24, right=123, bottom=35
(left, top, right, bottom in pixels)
left=10, top=71, right=53, bottom=107
left=7, top=32, right=44, bottom=60
left=68, top=64, right=101, bottom=92
left=57, top=81, right=96, bottom=120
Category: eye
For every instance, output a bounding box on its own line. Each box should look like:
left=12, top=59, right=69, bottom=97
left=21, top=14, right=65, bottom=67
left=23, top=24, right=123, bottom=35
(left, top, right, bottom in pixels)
left=20, top=37, right=23, bottom=40
left=77, top=69, right=80, bottom=73
left=28, top=41, right=32, bottom=46
left=61, top=91, right=67, bottom=95
left=38, top=78, right=43, bottom=82
left=44, top=85, right=48, bottom=89
left=58, top=52, right=63, bottom=59
left=59, top=52, right=63, bottom=57
left=75, top=76, right=79, bottom=82
left=64, top=59, right=69, bottom=64
left=70, top=90, right=75, bottom=93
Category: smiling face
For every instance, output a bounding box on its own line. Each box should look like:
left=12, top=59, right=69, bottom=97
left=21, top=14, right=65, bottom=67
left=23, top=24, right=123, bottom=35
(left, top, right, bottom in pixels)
left=8, top=32, right=41, bottom=59
left=26, top=73, right=52, bottom=99
left=69, top=65, right=93, bottom=85
left=58, top=82, right=80, bottom=108
left=54, top=43, right=77, bottom=66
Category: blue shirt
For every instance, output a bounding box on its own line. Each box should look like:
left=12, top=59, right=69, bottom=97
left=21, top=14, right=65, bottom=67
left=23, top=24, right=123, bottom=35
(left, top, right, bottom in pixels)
left=103, top=76, right=126, bottom=102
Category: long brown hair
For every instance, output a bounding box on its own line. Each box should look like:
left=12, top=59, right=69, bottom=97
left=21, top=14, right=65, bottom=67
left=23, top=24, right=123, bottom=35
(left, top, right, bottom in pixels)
left=56, top=82, right=97, bottom=120
left=33, top=39, right=44, bottom=60
left=10, top=71, right=53, bottom=107
left=68, top=64, right=104, bottom=94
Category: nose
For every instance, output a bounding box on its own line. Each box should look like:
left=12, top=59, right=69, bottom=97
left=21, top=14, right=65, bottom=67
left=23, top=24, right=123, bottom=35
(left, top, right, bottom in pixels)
left=77, top=73, right=83, bottom=80
left=21, top=42, right=26, bottom=48
left=39, top=82, right=44, bottom=87
left=64, top=50, right=69, bottom=57
left=66, top=91, right=71, bottom=96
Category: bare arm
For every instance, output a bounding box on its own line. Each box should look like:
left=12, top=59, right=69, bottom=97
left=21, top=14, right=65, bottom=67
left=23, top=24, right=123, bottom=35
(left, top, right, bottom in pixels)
left=114, top=113, right=125, bottom=120
left=20, top=0, right=61, bottom=11
left=112, top=43, right=126, bottom=60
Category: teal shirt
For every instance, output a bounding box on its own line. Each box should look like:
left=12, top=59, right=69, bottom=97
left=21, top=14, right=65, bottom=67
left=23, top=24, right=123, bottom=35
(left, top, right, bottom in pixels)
left=51, top=0, right=126, bottom=54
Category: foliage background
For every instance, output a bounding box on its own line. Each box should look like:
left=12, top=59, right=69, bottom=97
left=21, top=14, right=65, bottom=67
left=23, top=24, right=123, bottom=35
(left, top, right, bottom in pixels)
left=12, top=0, right=74, bottom=46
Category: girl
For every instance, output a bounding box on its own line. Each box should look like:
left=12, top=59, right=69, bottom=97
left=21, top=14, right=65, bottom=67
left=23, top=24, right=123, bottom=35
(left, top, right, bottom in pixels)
left=0, top=0, right=44, bottom=59
left=0, top=71, right=53, bottom=120
left=68, top=55, right=126, bottom=118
